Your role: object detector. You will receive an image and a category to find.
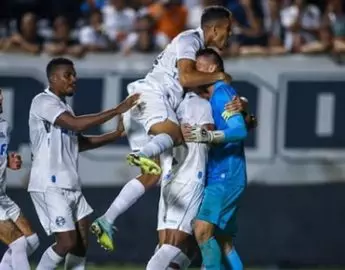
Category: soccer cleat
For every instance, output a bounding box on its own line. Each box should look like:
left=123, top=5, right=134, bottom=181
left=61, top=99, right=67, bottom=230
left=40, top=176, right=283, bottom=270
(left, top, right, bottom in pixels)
left=127, top=152, right=162, bottom=175
left=90, top=217, right=116, bottom=251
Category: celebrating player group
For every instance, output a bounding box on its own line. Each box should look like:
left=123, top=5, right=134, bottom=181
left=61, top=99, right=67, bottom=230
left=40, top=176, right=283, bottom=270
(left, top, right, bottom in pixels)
left=0, top=5, right=256, bottom=270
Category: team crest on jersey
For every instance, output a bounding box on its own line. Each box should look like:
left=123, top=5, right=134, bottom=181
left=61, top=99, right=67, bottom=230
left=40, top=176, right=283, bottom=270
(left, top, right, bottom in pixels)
left=55, top=216, right=66, bottom=227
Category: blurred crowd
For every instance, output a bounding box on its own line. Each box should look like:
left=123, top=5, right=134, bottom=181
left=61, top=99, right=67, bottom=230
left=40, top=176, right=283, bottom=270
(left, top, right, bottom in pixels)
left=0, top=0, right=344, bottom=58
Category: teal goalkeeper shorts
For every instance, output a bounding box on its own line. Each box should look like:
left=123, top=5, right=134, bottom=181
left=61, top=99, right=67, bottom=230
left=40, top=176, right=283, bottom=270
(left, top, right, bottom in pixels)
left=196, top=181, right=245, bottom=235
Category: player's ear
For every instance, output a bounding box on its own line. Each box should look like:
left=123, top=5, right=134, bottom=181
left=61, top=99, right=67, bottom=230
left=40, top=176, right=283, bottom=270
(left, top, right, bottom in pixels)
left=208, top=64, right=217, bottom=73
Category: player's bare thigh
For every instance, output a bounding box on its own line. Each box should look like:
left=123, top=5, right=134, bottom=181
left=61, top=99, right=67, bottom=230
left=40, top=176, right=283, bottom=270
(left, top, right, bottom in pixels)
left=149, top=120, right=183, bottom=146
left=14, top=213, right=35, bottom=237
left=0, top=219, right=24, bottom=245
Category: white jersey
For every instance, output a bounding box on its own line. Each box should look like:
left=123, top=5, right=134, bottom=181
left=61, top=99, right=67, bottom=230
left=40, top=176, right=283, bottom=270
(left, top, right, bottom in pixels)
left=129, top=28, right=205, bottom=110
left=0, top=118, right=9, bottom=191
left=28, top=89, right=80, bottom=192
left=173, top=92, right=214, bottom=185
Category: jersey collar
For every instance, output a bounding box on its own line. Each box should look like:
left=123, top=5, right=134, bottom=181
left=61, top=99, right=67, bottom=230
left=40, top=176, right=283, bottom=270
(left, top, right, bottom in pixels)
left=44, top=88, right=67, bottom=104
left=196, top=27, right=205, bottom=43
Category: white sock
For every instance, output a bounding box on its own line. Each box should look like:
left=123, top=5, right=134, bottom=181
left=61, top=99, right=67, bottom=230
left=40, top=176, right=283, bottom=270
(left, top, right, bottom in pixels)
left=0, top=249, right=12, bottom=270
left=146, top=244, right=181, bottom=270
left=9, top=236, right=30, bottom=270
left=26, top=233, right=40, bottom=255
left=0, top=233, right=40, bottom=269
left=172, top=250, right=191, bottom=269
left=140, top=133, right=174, bottom=158
left=104, top=178, right=145, bottom=224
left=64, top=253, right=86, bottom=270
left=37, top=246, right=64, bottom=270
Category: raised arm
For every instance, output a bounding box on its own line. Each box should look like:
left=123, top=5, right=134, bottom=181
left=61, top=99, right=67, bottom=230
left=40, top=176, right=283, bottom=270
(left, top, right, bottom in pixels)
left=176, top=36, right=231, bottom=88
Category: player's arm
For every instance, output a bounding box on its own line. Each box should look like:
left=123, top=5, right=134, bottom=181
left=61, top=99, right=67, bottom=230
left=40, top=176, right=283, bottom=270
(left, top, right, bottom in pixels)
left=55, top=94, right=139, bottom=133
left=176, top=36, right=231, bottom=88
left=78, top=131, right=122, bottom=152
left=177, top=59, right=230, bottom=88
left=78, top=115, right=126, bottom=152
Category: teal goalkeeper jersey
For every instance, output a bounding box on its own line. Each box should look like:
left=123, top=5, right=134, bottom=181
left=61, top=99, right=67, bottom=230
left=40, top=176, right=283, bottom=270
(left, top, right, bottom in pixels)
left=207, top=81, right=247, bottom=186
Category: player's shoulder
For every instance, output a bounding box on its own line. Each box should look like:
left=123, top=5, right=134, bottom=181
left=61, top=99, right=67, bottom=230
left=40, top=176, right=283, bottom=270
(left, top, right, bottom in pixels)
left=174, top=28, right=203, bottom=44
left=31, top=91, right=56, bottom=110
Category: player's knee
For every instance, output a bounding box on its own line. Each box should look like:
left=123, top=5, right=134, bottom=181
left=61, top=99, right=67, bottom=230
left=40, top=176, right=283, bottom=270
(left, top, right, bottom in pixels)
left=149, top=121, right=183, bottom=146
left=193, top=220, right=214, bottom=244
left=56, top=233, right=78, bottom=254
left=139, top=174, right=161, bottom=189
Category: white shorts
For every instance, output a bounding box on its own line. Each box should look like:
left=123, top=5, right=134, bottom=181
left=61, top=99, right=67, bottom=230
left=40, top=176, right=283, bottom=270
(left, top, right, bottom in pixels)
left=157, top=178, right=204, bottom=235
left=0, top=192, right=21, bottom=221
left=30, top=187, right=93, bottom=236
left=126, top=81, right=178, bottom=134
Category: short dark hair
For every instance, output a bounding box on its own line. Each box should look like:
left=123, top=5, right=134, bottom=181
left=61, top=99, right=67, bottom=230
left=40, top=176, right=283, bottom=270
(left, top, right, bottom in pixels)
left=196, top=48, right=224, bottom=72
left=201, top=6, right=231, bottom=27
left=46, top=58, right=74, bottom=79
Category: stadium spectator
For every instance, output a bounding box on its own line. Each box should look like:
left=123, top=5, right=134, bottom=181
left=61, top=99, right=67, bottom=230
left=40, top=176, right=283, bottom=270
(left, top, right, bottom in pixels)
left=43, top=16, right=85, bottom=58
left=102, top=0, right=136, bottom=48
left=148, top=0, right=188, bottom=40
left=79, top=9, right=113, bottom=52
left=0, top=12, right=43, bottom=54
left=264, top=0, right=286, bottom=55
left=281, top=0, right=321, bottom=53
left=324, top=0, right=345, bottom=53
left=228, top=0, right=267, bottom=56
left=122, top=14, right=169, bottom=55
left=81, top=0, right=106, bottom=15
left=187, top=0, right=223, bottom=29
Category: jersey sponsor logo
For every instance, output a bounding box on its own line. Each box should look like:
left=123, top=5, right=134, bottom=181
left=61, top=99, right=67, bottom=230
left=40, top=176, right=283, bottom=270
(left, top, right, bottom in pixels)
left=0, top=143, right=7, bottom=156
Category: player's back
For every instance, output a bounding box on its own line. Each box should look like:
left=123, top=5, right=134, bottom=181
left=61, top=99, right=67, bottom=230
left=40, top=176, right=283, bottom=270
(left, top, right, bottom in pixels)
left=172, top=92, right=213, bottom=185
left=0, top=118, right=9, bottom=191
left=28, top=90, right=80, bottom=192
left=128, top=28, right=205, bottom=110
left=207, top=82, right=247, bottom=186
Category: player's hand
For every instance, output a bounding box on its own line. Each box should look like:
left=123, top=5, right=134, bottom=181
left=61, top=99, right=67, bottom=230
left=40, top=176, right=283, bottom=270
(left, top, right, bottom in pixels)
left=115, top=93, right=141, bottom=114
left=182, top=124, right=211, bottom=143
left=116, top=115, right=126, bottom=137
left=225, top=96, right=247, bottom=113
left=7, top=153, right=22, bottom=170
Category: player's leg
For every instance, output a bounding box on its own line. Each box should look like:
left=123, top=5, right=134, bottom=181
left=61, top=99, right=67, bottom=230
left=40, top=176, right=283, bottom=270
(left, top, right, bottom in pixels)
left=194, top=183, right=227, bottom=270
left=64, top=217, right=89, bottom=270
left=0, top=219, right=30, bottom=270
left=31, top=189, right=80, bottom=269
left=215, top=185, right=245, bottom=270
left=126, top=88, right=183, bottom=174
left=91, top=123, right=173, bottom=250
left=216, top=234, right=243, bottom=270
left=147, top=180, right=203, bottom=269
left=0, top=194, right=33, bottom=270
left=1, top=213, right=40, bottom=269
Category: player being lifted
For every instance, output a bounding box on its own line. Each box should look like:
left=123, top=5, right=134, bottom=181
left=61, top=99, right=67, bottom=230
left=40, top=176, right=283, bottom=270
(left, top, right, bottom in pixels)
left=28, top=58, right=139, bottom=270
left=92, top=5, right=233, bottom=251
left=184, top=48, right=251, bottom=270
left=0, top=89, right=40, bottom=270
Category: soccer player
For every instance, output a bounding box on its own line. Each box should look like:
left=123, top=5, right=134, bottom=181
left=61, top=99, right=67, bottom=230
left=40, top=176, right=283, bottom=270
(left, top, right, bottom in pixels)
left=183, top=48, right=250, bottom=270
left=0, top=89, right=40, bottom=270
left=91, top=5, right=233, bottom=251
left=28, top=58, right=139, bottom=270
left=146, top=88, right=214, bottom=269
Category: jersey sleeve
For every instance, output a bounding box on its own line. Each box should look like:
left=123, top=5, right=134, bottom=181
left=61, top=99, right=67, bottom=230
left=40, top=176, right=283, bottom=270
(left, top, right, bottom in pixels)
left=211, top=86, right=238, bottom=119
left=176, top=34, right=200, bottom=61
left=31, top=95, right=66, bottom=125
